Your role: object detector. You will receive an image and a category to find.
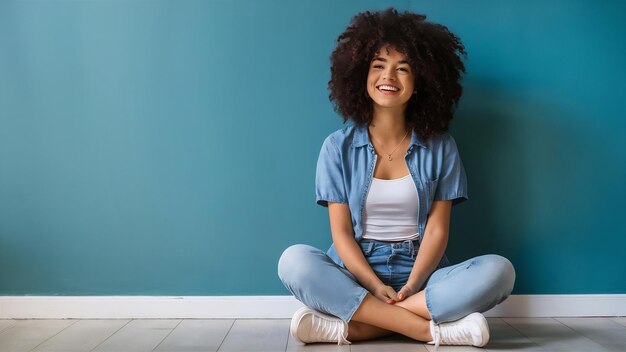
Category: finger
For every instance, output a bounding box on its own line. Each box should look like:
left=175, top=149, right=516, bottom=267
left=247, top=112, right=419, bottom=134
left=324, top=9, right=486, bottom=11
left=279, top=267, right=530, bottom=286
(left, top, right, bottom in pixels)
left=386, top=288, right=399, bottom=302
left=380, top=290, right=392, bottom=303
left=378, top=293, right=394, bottom=304
left=398, top=288, right=409, bottom=300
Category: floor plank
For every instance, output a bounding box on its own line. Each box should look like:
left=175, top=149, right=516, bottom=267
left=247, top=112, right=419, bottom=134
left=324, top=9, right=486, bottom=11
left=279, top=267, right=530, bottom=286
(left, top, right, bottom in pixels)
left=0, top=318, right=622, bottom=351
left=556, top=317, right=626, bottom=352
left=218, top=319, right=290, bottom=352
left=30, top=319, right=130, bottom=352
left=504, top=317, right=612, bottom=352
left=0, top=320, right=77, bottom=352
left=485, top=318, right=545, bottom=352
left=351, top=334, right=427, bottom=351
left=609, top=317, right=626, bottom=327
left=0, top=320, right=17, bottom=333
left=153, top=319, right=234, bottom=352
left=92, top=319, right=181, bottom=352
left=424, top=345, right=484, bottom=352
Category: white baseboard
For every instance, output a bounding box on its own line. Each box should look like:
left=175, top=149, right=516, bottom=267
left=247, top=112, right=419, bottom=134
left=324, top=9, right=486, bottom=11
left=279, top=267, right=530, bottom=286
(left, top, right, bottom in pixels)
left=1, top=295, right=625, bottom=319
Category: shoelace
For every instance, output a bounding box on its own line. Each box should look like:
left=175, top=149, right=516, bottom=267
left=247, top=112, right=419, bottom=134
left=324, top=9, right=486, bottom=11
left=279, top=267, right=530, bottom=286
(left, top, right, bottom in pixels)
left=431, top=323, right=441, bottom=351
left=436, top=319, right=474, bottom=348
left=443, top=320, right=472, bottom=344
left=311, top=314, right=351, bottom=345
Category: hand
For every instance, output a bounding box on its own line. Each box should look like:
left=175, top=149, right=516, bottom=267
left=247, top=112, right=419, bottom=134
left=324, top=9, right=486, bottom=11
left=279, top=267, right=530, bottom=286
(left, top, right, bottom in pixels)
left=372, top=284, right=399, bottom=304
left=397, top=283, right=419, bottom=301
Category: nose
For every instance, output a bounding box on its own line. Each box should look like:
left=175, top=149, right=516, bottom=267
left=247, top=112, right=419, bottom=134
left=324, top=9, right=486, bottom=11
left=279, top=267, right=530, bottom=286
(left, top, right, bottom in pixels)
left=382, top=68, right=397, bottom=81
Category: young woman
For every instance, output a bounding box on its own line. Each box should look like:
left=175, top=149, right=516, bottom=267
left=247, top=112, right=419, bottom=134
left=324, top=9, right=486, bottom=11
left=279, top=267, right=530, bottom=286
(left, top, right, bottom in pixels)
left=278, top=8, right=515, bottom=348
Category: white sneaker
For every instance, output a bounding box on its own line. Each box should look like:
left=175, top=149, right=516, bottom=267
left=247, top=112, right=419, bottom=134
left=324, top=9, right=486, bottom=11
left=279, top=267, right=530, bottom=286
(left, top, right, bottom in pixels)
left=429, top=312, right=490, bottom=349
left=290, top=307, right=351, bottom=345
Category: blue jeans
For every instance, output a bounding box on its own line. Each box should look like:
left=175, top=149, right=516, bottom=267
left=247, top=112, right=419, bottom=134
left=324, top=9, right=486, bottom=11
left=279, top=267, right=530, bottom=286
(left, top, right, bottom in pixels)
left=277, top=240, right=515, bottom=324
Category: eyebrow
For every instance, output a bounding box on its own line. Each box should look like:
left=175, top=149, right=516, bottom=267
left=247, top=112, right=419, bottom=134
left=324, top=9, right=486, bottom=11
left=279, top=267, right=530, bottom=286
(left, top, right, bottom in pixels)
left=372, top=57, right=410, bottom=65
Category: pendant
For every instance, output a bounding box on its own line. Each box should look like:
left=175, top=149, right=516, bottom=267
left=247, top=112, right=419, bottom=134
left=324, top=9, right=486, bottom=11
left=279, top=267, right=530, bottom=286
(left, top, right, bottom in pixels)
left=388, top=155, right=393, bottom=161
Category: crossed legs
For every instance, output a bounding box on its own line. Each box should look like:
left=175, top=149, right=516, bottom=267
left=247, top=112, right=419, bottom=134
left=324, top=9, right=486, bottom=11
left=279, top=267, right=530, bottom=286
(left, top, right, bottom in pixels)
left=348, top=290, right=432, bottom=341
left=278, top=245, right=515, bottom=343
left=279, top=245, right=434, bottom=342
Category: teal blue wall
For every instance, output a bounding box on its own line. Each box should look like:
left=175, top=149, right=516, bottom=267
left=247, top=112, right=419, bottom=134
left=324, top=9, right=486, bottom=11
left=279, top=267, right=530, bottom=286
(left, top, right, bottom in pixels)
left=1, top=0, right=624, bottom=295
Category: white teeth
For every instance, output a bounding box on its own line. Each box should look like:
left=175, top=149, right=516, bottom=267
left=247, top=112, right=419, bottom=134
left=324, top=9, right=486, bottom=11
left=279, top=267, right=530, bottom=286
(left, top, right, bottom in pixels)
left=377, top=85, right=399, bottom=91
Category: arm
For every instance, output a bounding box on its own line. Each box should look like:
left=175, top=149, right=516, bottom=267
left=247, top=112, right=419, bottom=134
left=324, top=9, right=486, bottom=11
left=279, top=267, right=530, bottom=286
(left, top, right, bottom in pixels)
left=328, top=202, right=399, bottom=303
left=397, top=200, right=452, bottom=300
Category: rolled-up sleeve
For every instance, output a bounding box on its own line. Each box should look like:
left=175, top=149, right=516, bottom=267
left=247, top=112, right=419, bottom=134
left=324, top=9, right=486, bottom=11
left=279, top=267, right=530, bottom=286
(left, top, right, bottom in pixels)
left=315, top=136, right=348, bottom=207
left=434, top=134, right=469, bottom=206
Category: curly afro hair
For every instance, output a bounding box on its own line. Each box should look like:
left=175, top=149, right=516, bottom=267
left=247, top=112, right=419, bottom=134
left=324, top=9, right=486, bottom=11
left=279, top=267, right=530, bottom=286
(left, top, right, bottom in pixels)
left=328, top=7, right=467, bottom=140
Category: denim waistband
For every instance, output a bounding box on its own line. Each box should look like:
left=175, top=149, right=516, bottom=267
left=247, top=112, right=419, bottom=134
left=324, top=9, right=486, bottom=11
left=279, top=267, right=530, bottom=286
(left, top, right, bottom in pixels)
left=359, top=239, right=420, bottom=245
left=359, top=239, right=419, bottom=259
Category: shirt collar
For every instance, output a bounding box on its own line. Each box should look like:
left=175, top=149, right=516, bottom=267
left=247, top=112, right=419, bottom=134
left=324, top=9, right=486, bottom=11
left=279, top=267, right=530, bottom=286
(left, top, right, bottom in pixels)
left=351, top=123, right=428, bottom=149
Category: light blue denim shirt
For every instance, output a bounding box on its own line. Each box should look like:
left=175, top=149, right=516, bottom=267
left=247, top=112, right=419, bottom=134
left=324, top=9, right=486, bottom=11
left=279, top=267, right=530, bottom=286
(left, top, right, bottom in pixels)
left=315, top=123, right=468, bottom=268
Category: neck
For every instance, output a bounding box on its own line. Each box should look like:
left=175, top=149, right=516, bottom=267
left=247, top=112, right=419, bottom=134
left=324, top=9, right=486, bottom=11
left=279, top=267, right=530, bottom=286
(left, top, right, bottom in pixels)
left=369, top=106, right=408, bottom=142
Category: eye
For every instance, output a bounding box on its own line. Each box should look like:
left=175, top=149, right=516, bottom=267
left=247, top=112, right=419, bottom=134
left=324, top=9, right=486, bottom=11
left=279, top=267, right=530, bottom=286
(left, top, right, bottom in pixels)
left=398, top=67, right=409, bottom=72
left=373, top=65, right=384, bottom=69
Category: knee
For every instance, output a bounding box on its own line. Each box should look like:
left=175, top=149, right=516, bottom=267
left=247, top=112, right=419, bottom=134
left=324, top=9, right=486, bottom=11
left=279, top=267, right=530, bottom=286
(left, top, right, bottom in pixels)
left=479, top=254, right=516, bottom=297
left=277, top=244, right=320, bottom=284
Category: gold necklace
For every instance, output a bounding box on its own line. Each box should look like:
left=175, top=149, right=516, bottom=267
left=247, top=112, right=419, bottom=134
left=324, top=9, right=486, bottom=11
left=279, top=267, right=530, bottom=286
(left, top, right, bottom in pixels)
left=370, top=128, right=410, bottom=161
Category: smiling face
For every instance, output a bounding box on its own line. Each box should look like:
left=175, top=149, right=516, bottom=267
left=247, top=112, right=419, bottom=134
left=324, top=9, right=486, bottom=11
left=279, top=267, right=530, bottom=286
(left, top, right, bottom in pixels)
left=366, top=45, right=415, bottom=111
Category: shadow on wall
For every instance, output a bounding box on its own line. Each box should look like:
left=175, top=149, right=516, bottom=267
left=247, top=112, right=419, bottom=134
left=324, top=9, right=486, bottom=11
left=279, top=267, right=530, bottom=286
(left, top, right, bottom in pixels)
left=446, top=79, right=620, bottom=294
left=447, top=80, right=530, bottom=263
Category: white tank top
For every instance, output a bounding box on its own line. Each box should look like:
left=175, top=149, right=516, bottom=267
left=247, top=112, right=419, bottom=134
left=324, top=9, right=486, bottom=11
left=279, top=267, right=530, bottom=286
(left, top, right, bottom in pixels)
left=362, top=174, right=420, bottom=241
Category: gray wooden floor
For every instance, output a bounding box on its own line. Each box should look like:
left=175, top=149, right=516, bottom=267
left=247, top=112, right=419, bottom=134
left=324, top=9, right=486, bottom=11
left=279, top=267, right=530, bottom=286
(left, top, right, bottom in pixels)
left=0, top=317, right=625, bottom=351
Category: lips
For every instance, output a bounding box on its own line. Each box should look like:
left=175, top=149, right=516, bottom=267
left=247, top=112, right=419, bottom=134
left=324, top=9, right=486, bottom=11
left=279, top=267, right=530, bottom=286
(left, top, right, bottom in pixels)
left=376, top=84, right=401, bottom=95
